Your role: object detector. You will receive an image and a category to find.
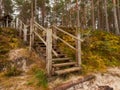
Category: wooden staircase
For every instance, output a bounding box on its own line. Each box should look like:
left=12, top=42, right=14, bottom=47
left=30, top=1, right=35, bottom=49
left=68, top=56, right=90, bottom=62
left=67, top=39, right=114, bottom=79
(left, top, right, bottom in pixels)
left=34, top=41, right=81, bottom=75
left=12, top=18, right=82, bottom=76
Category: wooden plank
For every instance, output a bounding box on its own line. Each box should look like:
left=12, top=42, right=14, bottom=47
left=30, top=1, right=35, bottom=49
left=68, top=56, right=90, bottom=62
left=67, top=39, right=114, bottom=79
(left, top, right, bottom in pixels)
left=29, top=18, right=33, bottom=51
left=19, top=20, right=22, bottom=37
left=76, top=28, right=81, bottom=67
left=52, top=58, right=70, bottom=61
left=23, top=25, right=27, bottom=42
left=46, top=29, right=52, bottom=76
left=16, top=18, right=18, bottom=29
left=54, top=75, right=95, bottom=90
left=55, top=67, right=81, bottom=75
left=53, top=62, right=76, bottom=67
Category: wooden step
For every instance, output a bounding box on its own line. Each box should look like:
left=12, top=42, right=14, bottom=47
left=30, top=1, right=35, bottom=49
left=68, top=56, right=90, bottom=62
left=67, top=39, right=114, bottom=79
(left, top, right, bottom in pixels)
left=52, top=58, right=70, bottom=61
left=55, top=67, right=81, bottom=75
left=53, top=62, right=76, bottom=67
left=44, top=54, right=65, bottom=57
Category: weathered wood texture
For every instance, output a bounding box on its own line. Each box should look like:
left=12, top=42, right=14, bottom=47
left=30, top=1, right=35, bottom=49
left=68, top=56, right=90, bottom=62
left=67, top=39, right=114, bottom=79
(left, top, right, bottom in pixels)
left=55, top=67, right=81, bottom=75
left=54, top=75, right=95, bottom=90
left=9, top=18, right=83, bottom=76
left=52, top=26, right=82, bottom=67
left=46, top=29, right=52, bottom=76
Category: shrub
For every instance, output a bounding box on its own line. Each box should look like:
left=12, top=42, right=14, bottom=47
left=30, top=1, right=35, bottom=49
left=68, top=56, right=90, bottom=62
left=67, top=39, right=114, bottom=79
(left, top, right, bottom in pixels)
left=4, top=67, right=22, bottom=77
left=35, top=69, right=48, bottom=88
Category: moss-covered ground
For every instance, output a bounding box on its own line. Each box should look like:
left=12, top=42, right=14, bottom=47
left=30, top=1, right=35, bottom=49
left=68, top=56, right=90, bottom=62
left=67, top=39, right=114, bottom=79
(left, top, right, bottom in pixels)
left=0, top=27, right=23, bottom=71
left=0, top=27, right=22, bottom=58
left=58, top=30, right=120, bottom=74
left=0, top=27, right=120, bottom=89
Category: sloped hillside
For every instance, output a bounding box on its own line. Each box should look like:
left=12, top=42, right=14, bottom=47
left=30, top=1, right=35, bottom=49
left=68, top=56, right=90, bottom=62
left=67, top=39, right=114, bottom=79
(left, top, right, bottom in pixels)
left=59, top=30, right=120, bottom=74
left=82, top=31, right=120, bottom=73
left=0, top=28, right=47, bottom=90
left=0, top=27, right=22, bottom=71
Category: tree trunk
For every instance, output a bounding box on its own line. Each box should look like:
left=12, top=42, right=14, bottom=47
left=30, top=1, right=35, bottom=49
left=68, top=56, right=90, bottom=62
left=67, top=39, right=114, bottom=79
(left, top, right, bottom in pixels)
left=41, top=0, right=45, bottom=27
left=0, top=0, right=3, bottom=17
left=113, top=0, right=119, bottom=35
left=91, top=0, right=95, bottom=30
left=97, top=0, right=100, bottom=29
left=104, top=0, right=110, bottom=32
left=117, top=0, right=120, bottom=27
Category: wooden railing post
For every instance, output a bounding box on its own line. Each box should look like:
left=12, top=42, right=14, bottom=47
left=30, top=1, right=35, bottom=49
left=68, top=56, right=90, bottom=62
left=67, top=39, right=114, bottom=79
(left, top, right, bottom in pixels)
left=29, top=18, right=35, bottom=51
left=19, top=20, right=22, bottom=37
left=76, top=29, right=81, bottom=67
left=53, top=26, right=57, bottom=47
left=29, top=19, right=32, bottom=51
left=46, top=29, right=52, bottom=76
left=23, top=25, right=28, bottom=42
left=6, top=17, right=8, bottom=27
left=16, top=18, right=18, bottom=29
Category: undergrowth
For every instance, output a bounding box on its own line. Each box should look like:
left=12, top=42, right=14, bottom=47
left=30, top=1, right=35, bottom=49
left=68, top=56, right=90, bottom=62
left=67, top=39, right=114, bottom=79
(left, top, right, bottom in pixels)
left=4, top=67, right=22, bottom=77
left=0, top=28, right=21, bottom=57
left=27, top=65, right=48, bottom=89
left=58, top=30, right=120, bottom=74
left=0, top=27, right=22, bottom=71
left=35, top=69, right=48, bottom=88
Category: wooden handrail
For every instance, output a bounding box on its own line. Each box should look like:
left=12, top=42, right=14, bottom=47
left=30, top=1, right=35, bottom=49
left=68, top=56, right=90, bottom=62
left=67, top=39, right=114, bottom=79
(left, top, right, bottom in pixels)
left=53, top=25, right=83, bottom=42
left=34, top=21, right=47, bottom=32
left=34, top=31, right=47, bottom=45
left=34, top=30, right=58, bottom=57
left=52, top=34, right=76, bottom=50
left=34, top=24, right=43, bottom=31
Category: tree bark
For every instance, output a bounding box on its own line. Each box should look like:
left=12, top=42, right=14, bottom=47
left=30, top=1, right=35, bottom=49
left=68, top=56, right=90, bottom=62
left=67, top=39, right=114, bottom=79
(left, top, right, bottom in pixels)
left=41, top=0, right=45, bottom=27
left=91, top=0, right=95, bottom=30
left=104, top=0, right=110, bottom=32
left=113, top=0, right=119, bottom=35
left=117, top=0, right=120, bottom=27
left=54, top=75, right=95, bottom=90
left=0, top=0, right=3, bottom=17
left=97, top=0, right=100, bottom=29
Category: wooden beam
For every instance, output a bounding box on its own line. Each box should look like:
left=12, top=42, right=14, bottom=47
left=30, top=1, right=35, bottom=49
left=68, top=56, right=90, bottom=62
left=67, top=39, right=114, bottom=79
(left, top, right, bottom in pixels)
left=29, top=19, right=33, bottom=51
left=46, top=29, right=52, bottom=76
left=54, top=75, right=95, bottom=90
left=53, top=62, right=76, bottom=67
left=55, top=67, right=81, bottom=75
left=16, top=18, right=19, bottom=29
left=19, top=20, right=22, bottom=37
left=29, top=0, right=34, bottom=51
left=23, top=25, right=28, bottom=42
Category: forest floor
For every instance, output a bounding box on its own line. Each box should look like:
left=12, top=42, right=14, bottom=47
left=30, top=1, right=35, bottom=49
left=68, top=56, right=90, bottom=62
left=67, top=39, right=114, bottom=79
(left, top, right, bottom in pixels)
left=0, top=27, right=120, bottom=90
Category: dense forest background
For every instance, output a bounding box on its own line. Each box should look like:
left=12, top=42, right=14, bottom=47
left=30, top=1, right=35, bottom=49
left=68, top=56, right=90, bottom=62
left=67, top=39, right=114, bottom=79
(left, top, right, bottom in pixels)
left=0, top=0, right=120, bottom=35
left=0, top=1, right=120, bottom=89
